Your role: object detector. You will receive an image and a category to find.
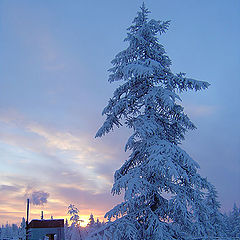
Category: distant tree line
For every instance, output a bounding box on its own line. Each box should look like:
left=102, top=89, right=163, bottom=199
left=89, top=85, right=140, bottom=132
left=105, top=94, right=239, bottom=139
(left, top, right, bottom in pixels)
left=0, top=203, right=239, bottom=240
left=0, top=218, right=26, bottom=240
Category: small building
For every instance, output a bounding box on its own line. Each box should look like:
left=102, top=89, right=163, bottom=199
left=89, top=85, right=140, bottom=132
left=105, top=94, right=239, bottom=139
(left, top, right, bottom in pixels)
left=28, top=219, right=64, bottom=240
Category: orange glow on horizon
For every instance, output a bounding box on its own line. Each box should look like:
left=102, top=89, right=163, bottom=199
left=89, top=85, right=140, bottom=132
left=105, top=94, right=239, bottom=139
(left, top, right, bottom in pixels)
left=0, top=205, right=105, bottom=228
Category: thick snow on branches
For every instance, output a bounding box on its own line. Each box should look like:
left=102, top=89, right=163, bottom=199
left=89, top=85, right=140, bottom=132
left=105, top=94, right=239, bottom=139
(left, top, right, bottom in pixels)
left=94, top=3, right=224, bottom=240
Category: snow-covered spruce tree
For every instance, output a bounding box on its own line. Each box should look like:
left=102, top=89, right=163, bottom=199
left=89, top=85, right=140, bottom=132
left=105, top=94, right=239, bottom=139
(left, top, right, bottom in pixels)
left=86, top=214, right=105, bottom=238
left=95, top=3, right=223, bottom=240
left=203, top=185, right=226, bottom=238
left=227, top=203, right=240, bottom=238
left=19, top=217, right=26, bottom=240
left=87, top=214, right=95, bottom=228
left=67, top=204, right=84, bottom=240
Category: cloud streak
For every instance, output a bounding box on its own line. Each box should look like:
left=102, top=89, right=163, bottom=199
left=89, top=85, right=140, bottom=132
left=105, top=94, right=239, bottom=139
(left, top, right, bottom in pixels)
left=184, top=104, right=216, bottom=118
left=0, top=109, right=121, bottom=185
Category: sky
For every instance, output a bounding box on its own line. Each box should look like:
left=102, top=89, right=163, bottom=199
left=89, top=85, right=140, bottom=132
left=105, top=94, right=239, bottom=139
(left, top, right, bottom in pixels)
left=0, top=0, right=240, bottom=226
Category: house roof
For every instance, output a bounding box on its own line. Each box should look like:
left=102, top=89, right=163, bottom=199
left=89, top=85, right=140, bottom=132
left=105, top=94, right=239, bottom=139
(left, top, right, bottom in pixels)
left=28, top=219, right=64, bottom=229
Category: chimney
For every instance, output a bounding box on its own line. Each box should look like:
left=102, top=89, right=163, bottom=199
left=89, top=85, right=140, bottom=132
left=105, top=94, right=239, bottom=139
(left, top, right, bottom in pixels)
left=41, top=211, right=44, bottom=220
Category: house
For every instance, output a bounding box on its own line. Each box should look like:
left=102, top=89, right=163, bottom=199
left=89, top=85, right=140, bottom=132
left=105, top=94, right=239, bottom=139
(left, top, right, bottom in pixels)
left=27, top=219, right=64, bottom=240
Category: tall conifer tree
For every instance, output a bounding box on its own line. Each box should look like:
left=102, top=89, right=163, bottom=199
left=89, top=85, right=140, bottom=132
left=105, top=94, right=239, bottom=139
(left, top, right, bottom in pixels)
left=95, top=4, right=223, bottom=240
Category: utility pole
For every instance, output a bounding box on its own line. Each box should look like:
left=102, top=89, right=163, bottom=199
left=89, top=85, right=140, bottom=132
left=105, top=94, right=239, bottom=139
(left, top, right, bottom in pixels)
left=26, top=199, right=30, bottom=240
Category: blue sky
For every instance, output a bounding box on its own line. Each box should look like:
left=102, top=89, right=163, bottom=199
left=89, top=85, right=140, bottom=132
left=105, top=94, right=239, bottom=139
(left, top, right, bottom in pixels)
left=0, top=0, right=239, bottom=224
